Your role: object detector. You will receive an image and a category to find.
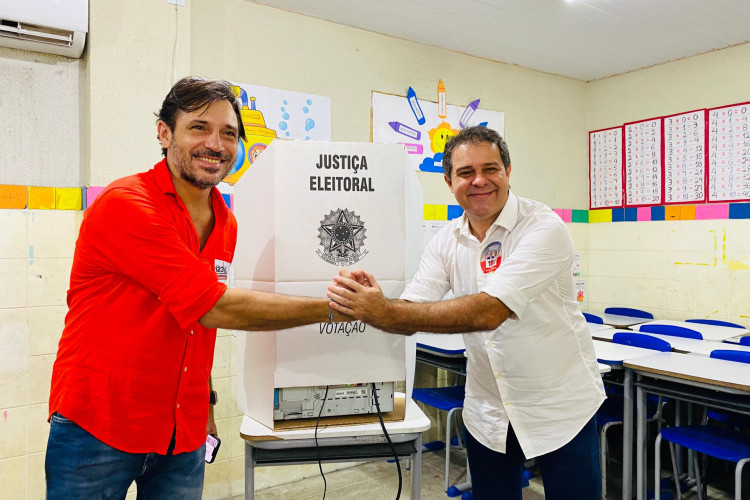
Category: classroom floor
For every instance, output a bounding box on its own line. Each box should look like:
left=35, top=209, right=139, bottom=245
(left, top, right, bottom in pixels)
left=247, top=445, right=739, bottom=500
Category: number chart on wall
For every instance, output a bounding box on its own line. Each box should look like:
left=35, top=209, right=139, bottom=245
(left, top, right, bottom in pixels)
left=663, top=109, right=707, bottom=205
left=623, top=118, right=663, bottom=207
left=708, top=102, right=750, bottom=203
left=589, top=127, right=623, bottom=209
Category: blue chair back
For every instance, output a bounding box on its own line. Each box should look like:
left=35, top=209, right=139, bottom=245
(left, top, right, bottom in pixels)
left=639, top=324, right=702, bottom=340
left=604, top=307, right=653, bottom=319
left=613, top=332, right=671, bottom=352
left=583, top=312, right=604, bottom=324
left=740, top=336, right=750, bottom=346
left=686, top=318, right=744, bottom=329
left=710, top=349, right=750, bottom=364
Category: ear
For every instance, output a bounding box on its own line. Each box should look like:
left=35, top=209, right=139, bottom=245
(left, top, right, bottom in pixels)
left=157, top=121, right=172, bottom=150
left=444, top=174, right=454, bottom=193
left=505, top=164, right=512, bottom=180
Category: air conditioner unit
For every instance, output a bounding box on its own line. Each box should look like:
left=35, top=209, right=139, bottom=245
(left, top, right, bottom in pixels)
left=0, top=0, right=88, bottom=58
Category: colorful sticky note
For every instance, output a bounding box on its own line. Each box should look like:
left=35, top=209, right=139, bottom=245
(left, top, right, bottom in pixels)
left=679, top=205, right=696, bottom=220
left=637, top=207, right=651, bottom=221
left=433, top=205, right=448, bottom=221
left=423, top=204, right=435, bottom=220
left=665, top=206, right=680, bottom=220
left=85, top=186, right=105, bottom=208
left=560, top=209, right=572, bottom=223
left=0, top=184, right=27, bottom=209
left=56, top=188, right=83, bottom=210
left=571, top=210, right=589, bottom=223
left=447, top=205, right=464, bottom=220
left=589, top=209, right=612, bottom=223
left=712, top=203, right=729, bottom=219
left=28, top=186, right=56, bottom=209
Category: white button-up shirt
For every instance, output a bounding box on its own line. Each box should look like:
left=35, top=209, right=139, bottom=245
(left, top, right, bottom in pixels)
left=402, top=192, right=605, bottom=458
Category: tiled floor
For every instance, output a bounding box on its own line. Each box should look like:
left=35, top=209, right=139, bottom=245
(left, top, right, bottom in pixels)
left=249, top=445, right=740, bottom=499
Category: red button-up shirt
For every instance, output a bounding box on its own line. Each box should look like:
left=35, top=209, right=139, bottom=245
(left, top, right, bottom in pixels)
left=49, top=159, right=237, bottom=454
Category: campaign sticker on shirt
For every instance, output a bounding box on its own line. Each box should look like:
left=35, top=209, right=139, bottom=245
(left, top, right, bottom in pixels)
left=214, top=260, right=231, bottom=285
left=480, top=241, right=502, bottom=274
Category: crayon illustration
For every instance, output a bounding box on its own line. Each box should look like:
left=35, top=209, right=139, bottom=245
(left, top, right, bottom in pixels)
left=459, top=99, right=480, bottom=129
left=407, top=87, right=426, bottom=125
left=399, top=142, right=424, bottom=154
left=388, top=121, right=421, bottom=140
left=437, top=80, right=446, bottom=119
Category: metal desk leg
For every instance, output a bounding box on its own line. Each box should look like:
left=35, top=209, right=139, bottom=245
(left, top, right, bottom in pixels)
left=622, top=369, right=633, bottom=500
left=412, top=433, right=422, bottom=499
left=245, top=441, right=255, bottom=500
left=636, top=382, right=647, bottom=500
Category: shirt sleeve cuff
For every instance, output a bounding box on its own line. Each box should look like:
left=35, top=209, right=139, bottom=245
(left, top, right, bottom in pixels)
left=159, top=259, right=228, bottom=329
left=480, top=280, right=529, bottom=321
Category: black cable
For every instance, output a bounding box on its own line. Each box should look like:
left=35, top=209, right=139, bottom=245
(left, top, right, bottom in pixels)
left=315, top=385, right=330, bottom=500
left=372, top=382, right=402, bottom=499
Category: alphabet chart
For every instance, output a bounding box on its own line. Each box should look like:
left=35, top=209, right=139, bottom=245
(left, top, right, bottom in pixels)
left=589, top=127, right=623, bottom=209
left=663, top=110, right=707, bottom=204
left=708, top=102, right=750, bottom=202
left=624, top=118, right=663, bottom=206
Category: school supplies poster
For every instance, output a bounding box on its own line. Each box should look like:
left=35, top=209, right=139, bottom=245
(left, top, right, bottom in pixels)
left=372, top=90, right=504, bottom=175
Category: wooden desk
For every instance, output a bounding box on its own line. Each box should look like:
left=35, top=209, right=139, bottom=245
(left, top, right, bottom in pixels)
left=624, top=352, right=750, bottom=500
left=240, top=397, right=430, bottom=499
left=632, top=319, right=749, bottom=342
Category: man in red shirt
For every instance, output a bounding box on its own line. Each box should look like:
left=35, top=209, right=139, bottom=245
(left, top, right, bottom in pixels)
left=45, top=77, right=347, bottom=499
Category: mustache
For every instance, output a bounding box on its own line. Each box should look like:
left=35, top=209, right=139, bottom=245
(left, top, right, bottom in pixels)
left=192, top=149, right=232, bottom=162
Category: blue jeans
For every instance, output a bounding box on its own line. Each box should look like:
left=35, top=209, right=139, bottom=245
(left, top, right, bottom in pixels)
left=466, top=416, right=601, bottom=500
left=45, top=413, right=205, bottom=500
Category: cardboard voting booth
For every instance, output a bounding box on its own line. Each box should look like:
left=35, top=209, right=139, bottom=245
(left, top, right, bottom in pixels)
left=233, top=140, right=409, bottom=429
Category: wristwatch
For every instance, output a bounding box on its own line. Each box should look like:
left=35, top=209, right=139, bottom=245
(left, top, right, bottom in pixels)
left=209, top=390, right=218, bottom=406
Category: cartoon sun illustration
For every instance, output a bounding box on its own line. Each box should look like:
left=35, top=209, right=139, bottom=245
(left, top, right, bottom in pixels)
left=428, top=121, right=460, bottom=154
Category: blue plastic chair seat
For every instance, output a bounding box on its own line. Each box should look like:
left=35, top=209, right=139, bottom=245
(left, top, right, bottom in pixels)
left=660, top=425, right=750, bottom=462
left=686, top=319, right=744, bottom=329
left=412, top=386, right=465, bottom=412
left=583, top=312, right=604, bottom=324
left=638, top=324, right=702, bottom=339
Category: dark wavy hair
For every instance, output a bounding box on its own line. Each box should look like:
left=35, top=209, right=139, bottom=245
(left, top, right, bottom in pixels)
left=155, top=76, right=246, bottom=157
left=442, top=126, right=511, bottom=177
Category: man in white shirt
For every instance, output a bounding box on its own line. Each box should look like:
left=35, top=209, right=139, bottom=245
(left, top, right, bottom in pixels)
left=328, top=126, right=605, bottom=499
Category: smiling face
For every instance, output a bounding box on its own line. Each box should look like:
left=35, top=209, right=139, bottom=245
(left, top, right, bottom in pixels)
left=157, top=100, right=239, bottom=190
left=444, top=140, right=511, bottom=239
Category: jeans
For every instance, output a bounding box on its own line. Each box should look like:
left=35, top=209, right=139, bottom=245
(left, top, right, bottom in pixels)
left=45, top=413, right=205, bottom=500
left=466, top=416, right=601, bottom=500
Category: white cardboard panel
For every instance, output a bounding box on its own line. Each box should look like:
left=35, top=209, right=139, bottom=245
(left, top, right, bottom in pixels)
left=235, top=280, right=406, bottom=427
left=234, top=140, right=406, bottom=283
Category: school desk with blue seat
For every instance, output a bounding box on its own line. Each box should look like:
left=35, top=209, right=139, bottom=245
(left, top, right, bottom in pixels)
left=654, top=350, right=750, bottom=500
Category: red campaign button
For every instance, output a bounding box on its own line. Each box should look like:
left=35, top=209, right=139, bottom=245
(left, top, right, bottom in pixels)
left=480, top=241, right=502, bottom=274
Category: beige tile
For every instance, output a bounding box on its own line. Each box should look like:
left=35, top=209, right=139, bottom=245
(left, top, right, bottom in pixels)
left=693, top=221, right=724, bottom=253
left=588, top=249, right=612, bottom=277
left=611, top=277, right=638, bottom=306
left=577, top=249, right=589, bottom=277
left=636, top=250, right=668, bottom=280
left=693, top=252, right=731, bottom=284
left=27, top=211, right=81, bottom=258
left=663, top=280, right=695, bottom=313
left=611, top=250, right=638, bottom=278
left=229, top=416, right=244, bottom=459
left=588, top=223, right=612, bottom=250
left=0, top=406, right=27, bottom=459
left=611, top=221, right=638, bottom=250
left=27, top=258, right=72, bottom=307
left=27, top=403, right=50, bottom=454
left=0, top=456, right=26, bottom=499
left=588, top=276, right=612, bottom=304
left=636, top=221, right=667, bottom=251
left=229, top=455, right=246, bottom=498
left=0, top=308, right=30, bottom=375
left=726, top=220, right=750, bottom=251
left=665, top=220, right=696, bottom=251
left=637, top=279, right=667, bottom=310
left=0, top=211, right=28, bottom=259
left=667, top=251, right=697, bottom=282
left=27, top=354, right=55, bottom=404
left=566, top=223, right=588, bottom=250
left=728, top=284, right=750, bottom=318
left=213, top=376, right=240, bottom=420
left=0, top=371, right=28, bottom=408
left=203, top=457, right=232, bottom=500
left=694, top=281, right=730, bottom=316
left=27, top=452, right=46, bottom=500
left=28, top=305, right=66, bottom=355
left=211, top=335, right=233, bottom=379
left=0, top=259, right=28, bottom=308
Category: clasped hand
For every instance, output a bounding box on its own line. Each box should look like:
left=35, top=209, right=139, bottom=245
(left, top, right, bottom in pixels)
left=327, top=269, right=389, bottom=327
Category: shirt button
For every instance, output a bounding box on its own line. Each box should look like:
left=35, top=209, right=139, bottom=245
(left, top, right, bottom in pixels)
left=184, top=367, right=188, bottom=372
left=190, top=330, right=194, bottom=335
left=495, top=373, right=502, bottom=379
left=505, top=401, right=511, bottom=406
left=176, top=403, right=180, bottom=409
left=486, top=341, right=493, bottom=348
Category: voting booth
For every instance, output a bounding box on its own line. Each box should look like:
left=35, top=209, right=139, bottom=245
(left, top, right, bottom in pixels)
left=233, top=140, right=411, bottom=429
